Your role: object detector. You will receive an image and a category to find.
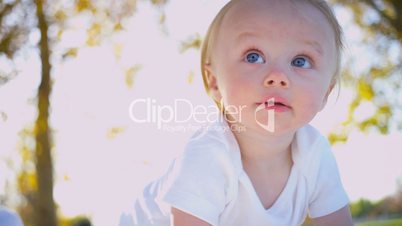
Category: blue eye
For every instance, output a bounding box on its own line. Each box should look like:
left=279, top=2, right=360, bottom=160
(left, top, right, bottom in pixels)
left=245, top=52, right=265, bottom=64
left=291, top=56, right=312, bottom=68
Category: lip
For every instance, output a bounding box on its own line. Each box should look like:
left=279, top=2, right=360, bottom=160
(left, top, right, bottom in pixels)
left=256, top=95, right=291, bottom=112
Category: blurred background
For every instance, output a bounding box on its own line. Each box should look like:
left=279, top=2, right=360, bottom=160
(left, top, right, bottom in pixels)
left=0, top=0, right=401, bottom=225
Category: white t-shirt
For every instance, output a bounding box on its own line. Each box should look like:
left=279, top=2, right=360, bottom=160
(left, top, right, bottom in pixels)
left=119, top=119, right=349, bottom=226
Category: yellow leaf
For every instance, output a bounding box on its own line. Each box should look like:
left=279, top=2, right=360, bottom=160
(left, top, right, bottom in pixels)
left=107, top=127, right=125, bottom=139
left=151, top=0, right=167, bottom=5
left=179, top=34, right=202, bottom=53
left=18, top=171, right=37, bottom=193
left=76, top=0, right=92, bottom=12
left=54, top=10, right=67, bottom=22
left=378, top=105, right=391, bottom=115
left=125, top=65, right=142, bottom=88
left=370, top=67, right=383, bottom=78
left=358, top=80, right=374, bottom=100
left=63, top=174, right=70, bottom=181
left=187, top=71, right=194, bottom=84
left=86, top=23, right=102, bottom=46
left=327, top=132, right=348, bottom=144
left=114, top=22, right=124, bottom=32
left=62, top=48, right=78, bottom=59
left=86, top=37, right=100, bottom=46
left=359, top=118, right=377, bottom=132
left=57, top=29, right=64, bottom=41
left=159, top=13, right=166, bottom=24
left=114, top=43, right=123, bottom=59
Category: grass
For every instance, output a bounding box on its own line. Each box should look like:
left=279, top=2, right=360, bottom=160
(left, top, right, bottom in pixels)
left=356, top=218, right=402, bottom=226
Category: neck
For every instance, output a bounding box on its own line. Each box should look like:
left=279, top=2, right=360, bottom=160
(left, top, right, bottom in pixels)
left=229, top=121, right=295, bottom=170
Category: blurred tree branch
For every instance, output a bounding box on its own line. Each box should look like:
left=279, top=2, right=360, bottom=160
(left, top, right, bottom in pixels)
left=329, top=0, right=402, bottom=144
left=0, top=0, right=168, bottom=226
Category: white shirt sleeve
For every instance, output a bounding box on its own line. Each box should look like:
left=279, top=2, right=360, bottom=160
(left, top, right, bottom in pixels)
left=308, top=141, right=349, bottom=218
left=159, top=139, right=230, bottom=226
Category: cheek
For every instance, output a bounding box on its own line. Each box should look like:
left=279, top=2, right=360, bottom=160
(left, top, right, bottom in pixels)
left=220, top=79, right=245, bottom=106
left=218, top=69, right=254, bottom=104
left=296, top=84, right=327, bottom=111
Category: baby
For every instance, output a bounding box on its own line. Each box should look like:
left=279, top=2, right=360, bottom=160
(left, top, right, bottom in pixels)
left=119, top=0, right=354, bottom=225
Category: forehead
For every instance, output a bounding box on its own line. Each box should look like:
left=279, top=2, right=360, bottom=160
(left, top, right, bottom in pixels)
left=219, top=0, right=335, bottom=47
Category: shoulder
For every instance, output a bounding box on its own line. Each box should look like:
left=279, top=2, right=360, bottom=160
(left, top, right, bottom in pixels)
left=119, top=121, right=240, bottom=226
left=293, top=126, right=349, bottom=218
left=292, top=124, right=331, bottom=169
left=171, top=123, right=239, bottom=182
left=293, top=124, right=340, bottom=181
left=292, top=124, right=339, bottom=197
left=158, top=123, right=239, bottom=225
left=294, top=124, right=329, bottom=151
left=294, top=124, right=338, bottom=171
left=160, top=120, right=240, bottom=191
left=178, top=121, right=239, bottom=169
left=186, top=121, right=231, bottom=152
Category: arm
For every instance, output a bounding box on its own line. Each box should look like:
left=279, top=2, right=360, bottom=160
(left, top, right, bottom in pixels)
left=170, top=207, right=212, bottom=226
left=311, top=205, right=354, bottom=226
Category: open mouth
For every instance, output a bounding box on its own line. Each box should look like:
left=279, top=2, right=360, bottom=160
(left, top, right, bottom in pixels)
left=255, top=98, right=291, bottom=112
left=257, top=100, right=289, bottom=108
left=265, top=101, right=287, bottom=107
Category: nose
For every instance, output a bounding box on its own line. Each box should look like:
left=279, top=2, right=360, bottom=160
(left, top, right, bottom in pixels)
left=263, top=68, right=290, bottom=88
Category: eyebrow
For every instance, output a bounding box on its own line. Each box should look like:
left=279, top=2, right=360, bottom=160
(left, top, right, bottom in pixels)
left=235, top=32, right=324, bottom=56
left=302, top=40, right=324, bottom=56
left=235, top=31, right=262, bottom=44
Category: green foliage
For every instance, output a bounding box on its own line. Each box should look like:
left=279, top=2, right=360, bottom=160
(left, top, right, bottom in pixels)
left=351, top=199, right=376, bottom=218
left=358, top=79, right=374, bottom=101
left=356, top=218, right=402, bottom=226
left=0, top=0, right=31, bottom=58
left=16, top=126, right=37, bottom=226
left=1, top=1, right=169, bottom=226
left=0, top=0, right=32, bottom=85
left=328, top=0, right=402, bottom=143
left=350, top=188, right=402, bottom=220
left=328, top=131, right=348, bottom=145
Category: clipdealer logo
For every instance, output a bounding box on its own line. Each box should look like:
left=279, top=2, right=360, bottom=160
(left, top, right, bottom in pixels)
left=254, top=97, right=275, bottom=132
left=128, top=98, right=226, bottom=129
left=128, top=98, right=275, bottom=132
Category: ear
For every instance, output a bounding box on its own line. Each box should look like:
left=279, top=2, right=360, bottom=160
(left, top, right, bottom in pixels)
left=320, top=82, right=335, bottom=111
left=204, top=63, right=222, bottom=102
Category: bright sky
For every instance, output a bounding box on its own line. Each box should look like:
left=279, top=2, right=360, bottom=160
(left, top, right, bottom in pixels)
left=0, top=0, right=401, bottom=225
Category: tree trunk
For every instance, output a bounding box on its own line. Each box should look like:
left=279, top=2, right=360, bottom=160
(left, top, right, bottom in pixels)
left=33, top=0, right=58, bottom=225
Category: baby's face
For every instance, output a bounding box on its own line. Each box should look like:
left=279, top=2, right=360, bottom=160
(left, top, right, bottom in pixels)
left=207, top=0, right=337, bottom=135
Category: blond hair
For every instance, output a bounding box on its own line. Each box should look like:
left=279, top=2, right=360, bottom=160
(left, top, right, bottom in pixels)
left=201, top=0, right=343, bottom=99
